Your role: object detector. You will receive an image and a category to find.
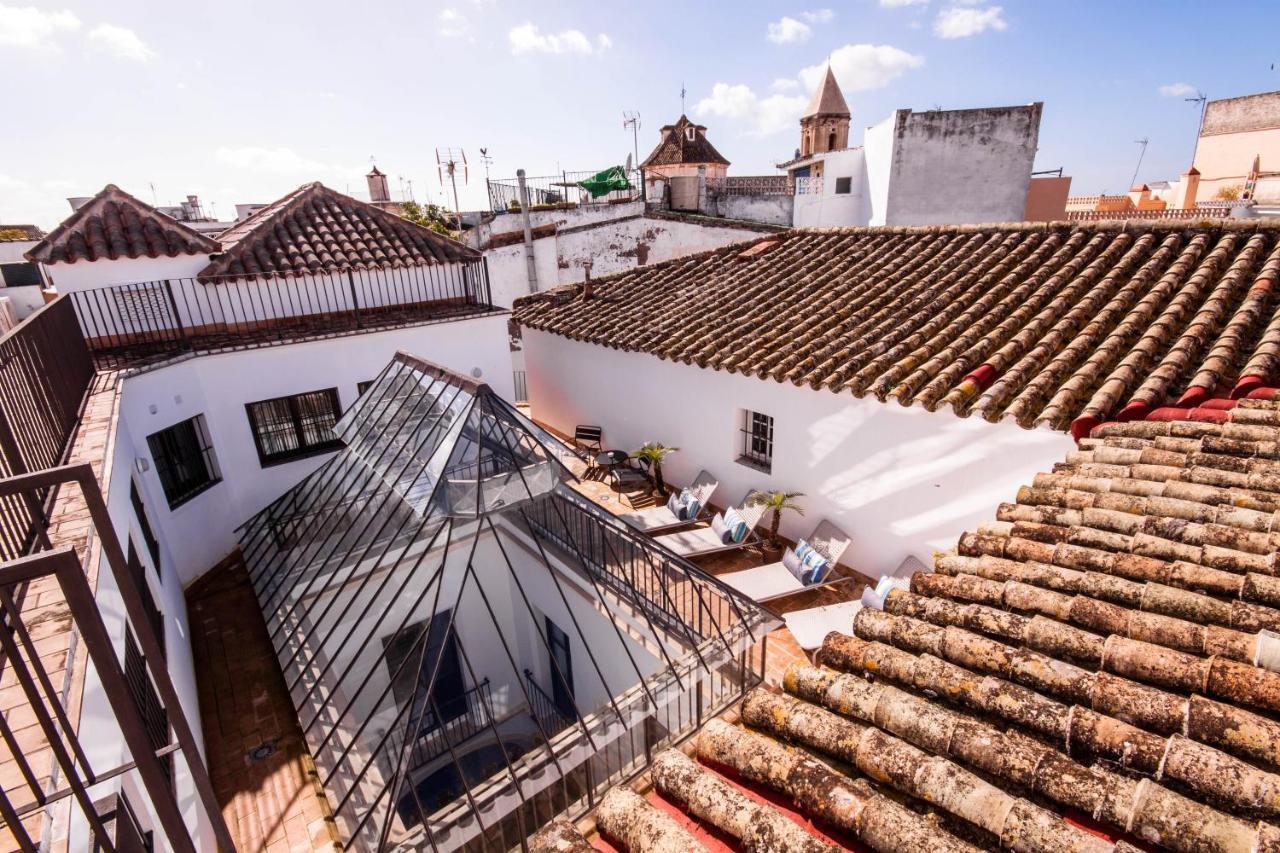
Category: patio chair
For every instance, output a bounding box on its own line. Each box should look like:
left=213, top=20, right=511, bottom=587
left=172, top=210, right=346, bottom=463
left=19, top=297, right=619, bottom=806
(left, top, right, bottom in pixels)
left=609, top=455, right=651, bottom=495
left=619, top=470, right=719, bottom=534
left=651, top=493, right=765, bottom=558
left=572, top=425, right=602, bottom=470
left=716, top=520, right=853, bottom=604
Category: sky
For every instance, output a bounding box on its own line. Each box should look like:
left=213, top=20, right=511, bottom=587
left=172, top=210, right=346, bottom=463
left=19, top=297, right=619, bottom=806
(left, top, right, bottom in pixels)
left=3, top=0, right=1280, bottom=230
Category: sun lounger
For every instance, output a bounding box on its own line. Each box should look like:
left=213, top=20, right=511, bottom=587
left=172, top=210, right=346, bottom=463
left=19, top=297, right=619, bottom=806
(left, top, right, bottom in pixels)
left=717, top=520, right=852, bottom=603
left=783, top=600, right=864, bottom=650
left=652, top=494, right=765, bottom=558
left=619, top=470, right=718, bottom=534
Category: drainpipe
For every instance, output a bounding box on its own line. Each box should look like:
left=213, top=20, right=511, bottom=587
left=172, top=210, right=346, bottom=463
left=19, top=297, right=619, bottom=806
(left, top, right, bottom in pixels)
left=517, top=169, right=540, bottom=294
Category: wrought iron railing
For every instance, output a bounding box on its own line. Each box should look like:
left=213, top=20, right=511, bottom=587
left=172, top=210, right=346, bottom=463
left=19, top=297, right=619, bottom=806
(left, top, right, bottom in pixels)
left=403, top=678, right=494, bottom=770
left=0, top=464, right=234, bottom=852
left=794, top=176, right=823, bottom=195
left=487, top=170, right=642, bottom=212
left=523, top=668, right=574, bottom=735
left=705, top=175, right=793, bottom=196
left=0, top=297, right=94, bottom=561
left=68, top=259, right=496, bottom=370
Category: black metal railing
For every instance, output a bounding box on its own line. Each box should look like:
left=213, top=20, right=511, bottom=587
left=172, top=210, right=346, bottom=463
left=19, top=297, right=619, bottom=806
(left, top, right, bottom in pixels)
left=522, top=668, right=574, bottom=736
left=0, top=297, right=94, bottom=561
left=0, top=464, right=235, bottom=852
left=69, top=259, right=496, bottom=370
left=486, top=170, right=642, bottom=213
left=404, top=678, right=494, bottom=770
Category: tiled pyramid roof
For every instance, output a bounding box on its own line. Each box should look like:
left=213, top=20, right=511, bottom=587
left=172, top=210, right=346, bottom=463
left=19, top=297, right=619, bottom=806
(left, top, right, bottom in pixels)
left=548, top=401, right=1280, bottom=852
left=803, top=64, right=850, bottom=119
left=515, top=221, right=1280, bottom=437
left=25, top=185, right=218, bottom=264
left=199, top=182, right=478, bottom=280
left=641, top=115, right=731, bottom=169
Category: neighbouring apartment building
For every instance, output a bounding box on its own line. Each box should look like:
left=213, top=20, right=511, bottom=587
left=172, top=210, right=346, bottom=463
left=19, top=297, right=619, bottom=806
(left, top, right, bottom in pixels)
left=777, top=66, right=1048, bottom=227
left=0, top=223, right=47, bottom=322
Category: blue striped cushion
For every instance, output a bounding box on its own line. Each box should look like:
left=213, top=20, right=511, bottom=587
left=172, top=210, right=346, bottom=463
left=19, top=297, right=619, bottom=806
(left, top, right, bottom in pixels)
left=722, top=507, right=748, bottom=543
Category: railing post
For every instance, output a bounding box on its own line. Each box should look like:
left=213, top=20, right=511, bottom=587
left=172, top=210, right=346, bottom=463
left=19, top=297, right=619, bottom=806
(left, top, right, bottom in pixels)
left=162, top=279, right=188, bottom=350
left=347, top=270, right=362, bottom=329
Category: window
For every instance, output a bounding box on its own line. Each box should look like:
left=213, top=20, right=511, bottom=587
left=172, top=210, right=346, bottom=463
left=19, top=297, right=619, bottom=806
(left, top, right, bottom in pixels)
left=357, top=380, right=375, bottom=397
left=383, top=612, right=466, bottom=729
left=127, top=538, right=165, bottom=660
left=827, top=131, right=837, bottom=151
left=835, top=177, right=853, bottom=195
left=546, top=617, right=575, bottom=719
left=146, top=416, right=220, bottom=509
left=245, top=388, right=342, bottom=466
left=130, top=480, right=161, bottom=579
left=0, top=262, right=41, bottom=288
left=685, top=126, right=696, bottom=142
left=123, top=629, right=171, bottom=789
left=738, top=410, right=774, bottom=473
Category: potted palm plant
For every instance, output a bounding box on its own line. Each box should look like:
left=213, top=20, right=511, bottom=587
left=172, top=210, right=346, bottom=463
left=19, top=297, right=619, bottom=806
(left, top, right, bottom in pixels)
left=748, top=491, right=805, bottom=559
left=632, top=442, right=679, bottom=496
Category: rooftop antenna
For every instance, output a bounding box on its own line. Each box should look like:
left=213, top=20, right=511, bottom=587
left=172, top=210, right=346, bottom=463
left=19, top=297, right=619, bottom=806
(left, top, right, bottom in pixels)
left=623, top=112, right=641, bottom=172
left=436, top=147, right=468, bottom=225
left=680, top=82, right=686, bottom=115
left=1129, top=138, right=1149, bottom=190
left=479, top=147, right=494, bottom=185
left=1185, top=90, right=1208, bottom=166
left=149, top=182, right=158, bottom=205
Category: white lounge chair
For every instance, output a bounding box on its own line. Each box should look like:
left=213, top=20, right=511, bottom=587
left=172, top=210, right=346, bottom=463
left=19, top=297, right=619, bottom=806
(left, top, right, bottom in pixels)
left=717, top=520, right=853, bottom=603
left=619, top=470, right=719, bottom=534
left=652, top=494, right=765, bottom=558
left=784, top=601, right=863, bottom=650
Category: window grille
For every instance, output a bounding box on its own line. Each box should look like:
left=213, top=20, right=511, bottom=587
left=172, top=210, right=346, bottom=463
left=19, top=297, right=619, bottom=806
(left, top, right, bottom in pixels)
left=245, top=388, right=343, bottom=466
left=738, top=410, right=774, bottom=473
left=146, top=415, right=220, bottom=508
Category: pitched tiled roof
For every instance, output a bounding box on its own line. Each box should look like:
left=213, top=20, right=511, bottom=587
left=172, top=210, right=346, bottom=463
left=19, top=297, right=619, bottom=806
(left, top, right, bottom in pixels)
left=199, top=182, right=478, bottom=280
left=0, top=224, right=45, bottom=242
left=25, top=185, right=218, bottom=264
left=803, top=65, right=850, bottom=119
left=514, top=221, right=1280, bottom=437
left=641, top=115, right=730, bottom=169
left=580, top=405, right=1280, bottom=851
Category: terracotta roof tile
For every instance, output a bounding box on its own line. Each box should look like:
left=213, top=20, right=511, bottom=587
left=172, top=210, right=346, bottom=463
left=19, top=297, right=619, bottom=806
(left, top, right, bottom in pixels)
left=199, top=182, right=478, bottom=280
left=803, top=65, right=850, bottom=119
left=597, top=404, right=1280, bottom=851
left=641, top=115, right=730, bottom=169
left=515, top=221, right=1280, bottom=434
left=25, top=185, right=218, bottom=264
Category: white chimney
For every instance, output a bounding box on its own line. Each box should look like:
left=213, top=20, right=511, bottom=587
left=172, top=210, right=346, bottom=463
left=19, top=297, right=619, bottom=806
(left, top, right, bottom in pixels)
left=67, top=197, right=91, bottom=212
left=367, top=167, right=390, bottom=203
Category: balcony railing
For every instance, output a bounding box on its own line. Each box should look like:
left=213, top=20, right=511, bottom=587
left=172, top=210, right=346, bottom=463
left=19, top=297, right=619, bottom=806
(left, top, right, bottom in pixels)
left=69, top=259, right=496, bottom=371
left=794, top=176, right=823, bottom=195
left=523, top=668, right=574, bottom=736
left=486, top=169, right=642, bottom=213
left=401, top=678, right=494, bottom=771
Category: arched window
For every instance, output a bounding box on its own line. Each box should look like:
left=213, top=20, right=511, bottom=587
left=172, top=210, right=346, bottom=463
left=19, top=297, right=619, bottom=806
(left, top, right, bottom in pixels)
left=827, top=131, right=837, bottom=151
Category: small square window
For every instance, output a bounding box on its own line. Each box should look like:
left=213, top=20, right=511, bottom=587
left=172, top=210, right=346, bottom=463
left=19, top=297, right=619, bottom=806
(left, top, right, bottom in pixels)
left=245, top=388, right=343, bottom=467
left=685, top=126, right=696, bottom=142
left=834, top=177, right=852, bottom=195
left=737, top=410, right=774, bottom=473
left=146, top=415, right=220, bottom=509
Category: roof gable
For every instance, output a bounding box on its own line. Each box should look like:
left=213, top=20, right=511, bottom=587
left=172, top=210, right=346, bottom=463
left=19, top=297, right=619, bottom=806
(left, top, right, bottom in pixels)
left=25, top=185, right=218, bottom=265
left=514, top=221, right=1280, bottom=435
left=641, top=115, right=731, bottom=169
left=199, top=182, right=479, bottom=280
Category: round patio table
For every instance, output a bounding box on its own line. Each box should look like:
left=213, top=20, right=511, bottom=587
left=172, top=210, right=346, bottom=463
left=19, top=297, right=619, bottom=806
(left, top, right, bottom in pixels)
left=595, top=450, right=629, bottom=473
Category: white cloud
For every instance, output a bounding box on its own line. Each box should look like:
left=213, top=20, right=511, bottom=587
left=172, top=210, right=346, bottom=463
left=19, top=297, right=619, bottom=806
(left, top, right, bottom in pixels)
left=215, top=146, right=340, bottom=175
left=772, top=77, right=800, bottom=93
left=934, top=5, right=1006, bottom=38
left=508, top=23, right=611, bottom=55
left=767, top=16, right=810, bottom=44
left=438, top=8, right=468, bottom=38
left=0, top=4, right=80, bottom=49
left=880, top=0, right=927, bottom=6
left=88, top=23, right=152, bottom=60
left=0, top=173, right=27, bottom=190
left=802, top=8, right=834, bottom=22
left=1159, top=82, right=1197, bottom=98
left=695, top=83, right=808, bottom=135
left=799, top=43, right=924, bottom=93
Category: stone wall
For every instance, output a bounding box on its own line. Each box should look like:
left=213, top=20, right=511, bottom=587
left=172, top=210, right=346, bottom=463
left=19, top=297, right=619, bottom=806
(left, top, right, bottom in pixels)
left=1202, top=90, right=1280, bottom=135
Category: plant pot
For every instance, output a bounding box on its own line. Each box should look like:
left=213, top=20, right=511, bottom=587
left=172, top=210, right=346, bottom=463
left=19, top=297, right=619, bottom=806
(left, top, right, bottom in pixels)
left=760, top=541, right=783, bottom=561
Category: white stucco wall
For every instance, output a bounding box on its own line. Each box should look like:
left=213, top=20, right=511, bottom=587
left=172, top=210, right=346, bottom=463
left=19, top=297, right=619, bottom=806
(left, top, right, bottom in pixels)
left=484, top=215, right=766, bottom=308
left=710, top=193, right=793, bottom=226
left=793, top=148, right=872, bottom=228
left=521, top=330, right=1075, bottom=577
left=43, top=253, right=212, bottom=293
left=883, top=104, right=1042, bottom=226
left=119, top=312, right=514, bottom=586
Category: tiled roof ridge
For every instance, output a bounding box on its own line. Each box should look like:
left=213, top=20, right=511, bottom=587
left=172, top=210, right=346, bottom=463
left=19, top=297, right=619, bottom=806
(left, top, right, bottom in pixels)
left=198, top=181, right=479, bottom=280
left=515, top=220, right=1280, bottom=434
left=25, top=184, right=219, bottom=264
left=641, top=115, right=731, bottom=169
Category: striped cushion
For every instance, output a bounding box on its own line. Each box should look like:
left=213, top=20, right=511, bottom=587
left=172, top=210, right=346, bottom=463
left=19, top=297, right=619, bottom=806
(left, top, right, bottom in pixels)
left=722, top=507, right=749, bottom=543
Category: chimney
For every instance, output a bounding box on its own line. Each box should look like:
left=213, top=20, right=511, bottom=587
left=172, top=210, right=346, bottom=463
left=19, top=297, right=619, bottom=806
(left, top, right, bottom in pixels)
left=582, top=263, right=594, bottom=299
left=67, top=196, right=91, bottom=212
left=367, top=167, right=390, bottom=203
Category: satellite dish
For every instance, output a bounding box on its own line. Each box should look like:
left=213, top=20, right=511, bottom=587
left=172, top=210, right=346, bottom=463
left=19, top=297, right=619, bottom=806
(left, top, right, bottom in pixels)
left=625, top=153, right=633, bottom=173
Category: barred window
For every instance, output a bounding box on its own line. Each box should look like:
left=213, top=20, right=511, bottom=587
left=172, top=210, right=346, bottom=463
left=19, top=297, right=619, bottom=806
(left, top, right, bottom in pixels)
left=738, top=410, right=774, bottom=473
left=124, top=629, right=172, bottom=789
left=130, top=480, right=162, bottom=579
left=127, top=538, right=165, bottom=660
left=245, top=388, right=342, bottom=467
left=146, top=415, right=220, bottom=509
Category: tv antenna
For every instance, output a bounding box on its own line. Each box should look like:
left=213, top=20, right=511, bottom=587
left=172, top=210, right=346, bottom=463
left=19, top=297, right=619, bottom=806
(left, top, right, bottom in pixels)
left=1129, top=138, right=1149, bottom=191
left=436, top=147, right=468, bottom=225
left=1185, top=90, right=1208, bottom=165
left=623, top=112, right=641, bottom=173
left=478, top=147, right=494, bottom=186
